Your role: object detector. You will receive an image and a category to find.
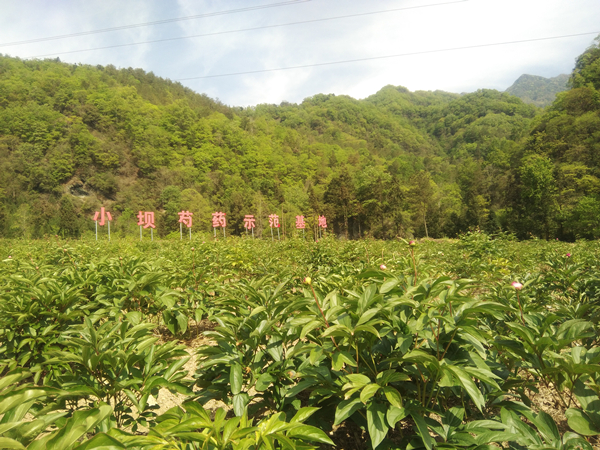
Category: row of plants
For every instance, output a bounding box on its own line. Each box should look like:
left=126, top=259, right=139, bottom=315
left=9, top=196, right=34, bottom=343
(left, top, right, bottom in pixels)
left=0, top=233, right=599, bottom=448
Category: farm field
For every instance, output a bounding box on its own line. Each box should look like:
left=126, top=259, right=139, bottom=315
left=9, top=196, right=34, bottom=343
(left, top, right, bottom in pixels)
left=1, top=233, right=599, bottom=449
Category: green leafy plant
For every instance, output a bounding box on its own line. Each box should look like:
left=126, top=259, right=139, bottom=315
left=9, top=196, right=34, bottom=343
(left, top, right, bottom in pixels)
left=45, top=314, right=192, bottom=430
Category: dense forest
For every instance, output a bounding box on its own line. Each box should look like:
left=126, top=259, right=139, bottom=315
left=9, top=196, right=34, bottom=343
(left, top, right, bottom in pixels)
left=504, top=73, right=569, bottom=107
left=0, top=35, right=599, bottom=241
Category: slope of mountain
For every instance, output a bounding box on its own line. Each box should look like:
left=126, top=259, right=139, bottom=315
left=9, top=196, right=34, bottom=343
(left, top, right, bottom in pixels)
left=505, top=73, right=569, bottom=107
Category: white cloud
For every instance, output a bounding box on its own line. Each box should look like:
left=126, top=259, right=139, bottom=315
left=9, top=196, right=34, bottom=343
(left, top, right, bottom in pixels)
left=0, top=0, right=598, bottom=105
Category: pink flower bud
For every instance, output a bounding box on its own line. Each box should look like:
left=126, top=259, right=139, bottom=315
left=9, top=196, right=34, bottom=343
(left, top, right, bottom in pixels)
left=409, top=240, right=416, bottom=246
left=512, top=281, right=523, bottom=290
left=566, top=253, right=571, bottom=257
left=380, top=264, right=387, bottom=270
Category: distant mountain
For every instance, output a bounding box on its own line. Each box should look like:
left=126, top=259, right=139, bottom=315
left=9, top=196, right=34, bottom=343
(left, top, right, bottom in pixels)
left=505, top=73, right=569, bottom=107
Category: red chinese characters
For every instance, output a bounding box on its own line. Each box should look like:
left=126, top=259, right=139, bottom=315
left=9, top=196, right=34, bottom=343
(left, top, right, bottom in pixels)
left=268, top=214, right=280, bottom=228
left=295, top=215, right=306, bottom=229
left=243, top=215, right=256, bottom=230
left=178, top=210, right=193, bottom=228
left=212, top=212, right=226, bottom=228
left=318, top=215, right=327, bottom=229
left=137, top=211, right=156, bottom=229
left=93, top=207, right=112, bottom=226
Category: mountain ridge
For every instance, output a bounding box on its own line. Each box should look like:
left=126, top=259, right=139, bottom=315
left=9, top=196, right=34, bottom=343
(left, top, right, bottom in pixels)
left=504, top=73, right=569, bottom=107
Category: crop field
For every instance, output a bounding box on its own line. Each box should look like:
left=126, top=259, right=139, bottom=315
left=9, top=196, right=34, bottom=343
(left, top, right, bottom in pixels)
left=1, top=232, right=599, bottom=449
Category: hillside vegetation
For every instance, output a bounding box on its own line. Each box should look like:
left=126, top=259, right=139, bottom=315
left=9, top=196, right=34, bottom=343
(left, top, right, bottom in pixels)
left=505, top=73, right=569, bottom=107
left=0, top=34, right=599, bottom=240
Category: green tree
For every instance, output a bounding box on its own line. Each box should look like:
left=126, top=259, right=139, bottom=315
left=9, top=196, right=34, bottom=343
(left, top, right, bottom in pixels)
left=518, top=154, right=557, bottom=239
left=323, top=168, right=357, bottom=239
left=570, top=34, right=600, bottom=90
left=58, top=195, right=79, bottom=237
left=408, top=171, right=436, bottom=238
left=159, top=185, right=181, bottom=236
left=356, top=166, right=393, bottom=239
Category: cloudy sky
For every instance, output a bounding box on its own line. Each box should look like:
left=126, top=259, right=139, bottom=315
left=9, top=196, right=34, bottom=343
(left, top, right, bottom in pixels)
left=0, top=0, right=598, bottom=106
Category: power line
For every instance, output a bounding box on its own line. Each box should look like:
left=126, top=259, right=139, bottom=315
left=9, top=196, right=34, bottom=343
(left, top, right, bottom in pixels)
left=0, top=0, right=310, bottom=48
left=26, top=0, right=468, bottom=59
left=175, top=31, right=600, bottom=80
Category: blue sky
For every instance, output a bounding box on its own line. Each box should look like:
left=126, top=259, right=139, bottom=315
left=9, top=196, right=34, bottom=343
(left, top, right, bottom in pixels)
left=0, top=0, right=599, bottom=106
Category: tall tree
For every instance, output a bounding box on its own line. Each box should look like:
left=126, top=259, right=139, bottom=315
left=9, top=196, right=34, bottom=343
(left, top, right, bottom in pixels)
left=518, top=154, right=557, bottom=239
left=408, top=171, right=437, bottom=238
left=58, top=196, right=79, bottom=238
left=323, top=168, right=357, bottom=239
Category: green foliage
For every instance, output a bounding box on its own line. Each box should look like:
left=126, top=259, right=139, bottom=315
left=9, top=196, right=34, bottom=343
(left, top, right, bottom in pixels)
left=570, top=35, right=600, bottom=91
left=2, top=35, right=600, bottom=240
left=0, top=51, right=541, bottom=240
left=505, top=73, right=570, bottom=107
left=0, top=236, right=600, bottom=447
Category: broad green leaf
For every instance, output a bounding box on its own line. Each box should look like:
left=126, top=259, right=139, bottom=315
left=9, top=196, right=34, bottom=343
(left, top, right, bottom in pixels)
left=474, top=431, right=521, bottom=445
left=344, top=373, right=371, bottom=388
left=230, top=363, right=243, bottom=395
left=285, top=380, right=317, bottom=399
left=573, top=379, right=600, bottom=411
left=562, top=432, right=594, bottom=450
left=287, top=425, right=335, bottom=445
left=403, top=349, right=438, bottom=366
left=381, top=386, right=402, bottom=408
left=255, top=373, right=275, bottom=392
left=386, top=406, right=407, bottom=428
left=334, top=398, right=363, bottom=425
left=566, top=408, right=600, bottom=436
left=444, top=365, right=486, bottom=412
left=0, top=437, right=25, bottom=449
left=290, top=407, right=319, bottom=424
left=300, top=320, right=322, bottom=339
left=0, top=372, right=30, bottom=391
left=176, top=312, right=188, bottom=334
left=500, top=408, right=542, bottom=445
left=380, top=279, right=400, bottom=294
left=357, top=308, right=381, bottom=326
left=410, top=411, right=434, bottom=450
left=322, top=324, right=352, bottom=339
left=222, top=417, right=241, bottom=443
left=45, top=405, right=113, bottom=450
left=332, top=351, right=357, bottom=371
left=529, top=411, right=560, bottom=443
left=366, top=401, right=388, bottom=449
left=233, top=393, right=250, bottom=417
left=360, top=383, right=380, bottom=404
left=354, top=324, right=380, bottom=338
left=72, top=433, right=126, bottom=449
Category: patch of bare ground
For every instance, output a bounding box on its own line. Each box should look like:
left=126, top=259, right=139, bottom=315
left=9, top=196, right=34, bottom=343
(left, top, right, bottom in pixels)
left=151, top=320, right=229, bottom=416
left=523, top=383, right=600, bottom=449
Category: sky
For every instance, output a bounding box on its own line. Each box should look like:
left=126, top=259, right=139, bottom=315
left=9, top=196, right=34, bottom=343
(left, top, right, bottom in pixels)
left=0, top=0, right=599, bottom=106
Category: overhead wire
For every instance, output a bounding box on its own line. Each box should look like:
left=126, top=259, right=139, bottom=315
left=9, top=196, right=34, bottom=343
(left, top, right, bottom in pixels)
left=174, top=31, right=600, bottom=80
left=26, top=0, right=468, bottom=59
left=0, top=0, right=310, bottom=48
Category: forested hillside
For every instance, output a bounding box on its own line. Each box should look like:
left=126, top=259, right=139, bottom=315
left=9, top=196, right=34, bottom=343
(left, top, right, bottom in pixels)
left=0, top=35, right=599, bottom=240
left=505, top=73, right=569, bottom=107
